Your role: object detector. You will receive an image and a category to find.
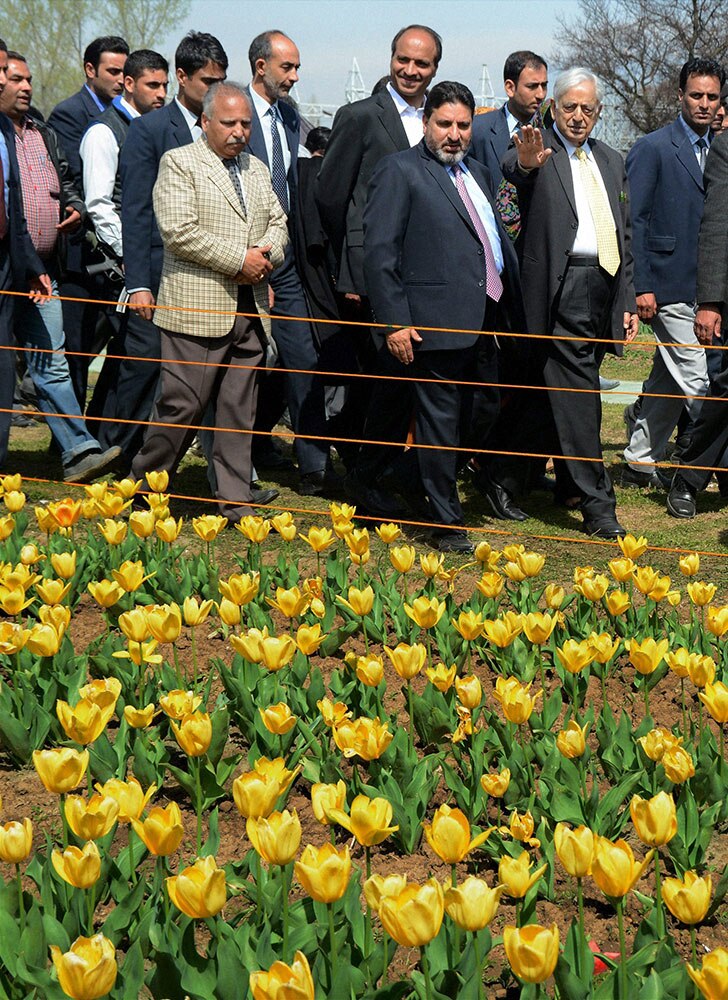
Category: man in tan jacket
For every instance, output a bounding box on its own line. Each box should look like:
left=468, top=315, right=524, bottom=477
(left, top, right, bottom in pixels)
left=130, top=81, right=288, bottom=521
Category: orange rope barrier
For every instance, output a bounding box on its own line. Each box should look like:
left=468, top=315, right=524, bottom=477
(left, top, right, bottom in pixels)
left=17, top=473, right=728, bottom=560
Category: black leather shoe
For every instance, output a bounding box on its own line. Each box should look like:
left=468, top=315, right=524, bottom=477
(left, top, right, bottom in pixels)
left=433, top=530, right=475, bottom=554
left=252, top=446, right=295, bottom=472
left=472, top=468, right=528, bottom=521
left=583, top=517, right=627, bottom=539
left=667, top=474, right=697, bottom=519
left=344, top=473, right=407, bottom=519
left=298, top=469, right=342, bottom=497
left=251, top=486, right=279, bottom=506
left=619, top=464, right=664, bottom=489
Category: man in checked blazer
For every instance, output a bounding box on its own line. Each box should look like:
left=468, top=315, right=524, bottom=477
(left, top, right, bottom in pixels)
left=130, top=82, right=288, bottom=522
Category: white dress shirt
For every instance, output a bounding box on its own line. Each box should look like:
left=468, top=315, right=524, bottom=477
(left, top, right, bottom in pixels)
left=387, top=82, right=425, bottom=147
left=175, top=97, right=202, bottom=141
left=446, top=160, right=504, bottom=272
left=80, top=96, right=140, bottom=259
left=250, top=86, right=291, bottom=200
left=554, top=124, right=615, bottom=257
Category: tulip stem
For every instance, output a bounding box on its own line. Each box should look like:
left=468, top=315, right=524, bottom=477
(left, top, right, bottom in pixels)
left=643, top=678, right=650, bottom=719
left=420, top=947, right=433, bottom=1000
left=617, top=898, right=628, bottom=1000
left=473, top=932, right=485, bottom=1000
left=194, top=758, right=203, bottom=855
left=407, top=680, right=414, bottom=753
left=191, top=627, right=199, bottom=691
left=515, top=900, right=522, bottom=927
left=129, top=826, right=138, bottom=885
left=15, top=865, right=24, bottom=934
left=721, top=726, right=725, bottom=775
left=577, top=878, right=585, bottom=978
left=282, top=863, right=292, bottom=963
left=60, top=795, right=69, bottom=849
left=328, top=901, right=338, bottom=988
left=87, top=882, right=96, bottom=935
left=680, top=679, right=687, bottom=742
left=698, top=698, right=704, bottom=745
left=362, top=617, right=369, bottom=654
left=690, top=925, right=697, bottom=967
left=654, top=852, right=664, bottom=938
left=172, top=644, right=183, bottom=687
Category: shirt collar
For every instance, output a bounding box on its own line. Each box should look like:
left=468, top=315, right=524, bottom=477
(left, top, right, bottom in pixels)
left=554, top=123, right=592, bottom=159
left=175, top=97, right=199, bottom=130
left=678, top=113, right=708, bottom=146
left=119, top=95, right=141, bottom=120
left=250, top=85, right=280, bottom=121
left=387, top=81, right=425, bottom=117
left=84, top=83, right=107, bottom=112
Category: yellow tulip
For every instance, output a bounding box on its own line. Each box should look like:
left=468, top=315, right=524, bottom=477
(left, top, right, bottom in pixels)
left=158, top=689, right=202, bottom=719
left=271, top=511, right=297, bottom=541
left=630, top=792, right=677, bottom=846
left=554, top=823, right=594, bottom=878
left=423, top=804, right=492, bottom=864
left=444, top=876, right=503, bottom=931
left=706, top=605, right=728, bottom=638
left=686, top=947, right=728, bottom=1000
left=356, top=654, right=384, bottom=686
left=647, top=574, right=672, bottom=602
left=129, top=510, right=156, bottom=539
left=363, top=873, right=409, bottom=913
left=98, top=519, right=127, bottom=547
left=332, top=716, right=393, bottom=760
left=118, top=607, right=151, bottom=643
left=167, top=854, right=226, bottom=918
left=513, top=550, right=544, bottom=577
left=246, top=809, right=301, bottom=865
left=249, top=951, right=314, bottom=1000
left=311, top=780, right=347, bottom=825
left=0, top=515, right=15, bottom=540
left=679, top=551, right=700, bottom=576
left=591, top=835, right=653, bottom=899
left=294, top=842, right=351, bottom=902
left=0, top=818, right=33, bottom=862
left=638, top=727, right=682, bottom=762
left=476, top=572, right=505, bottom=599
left=229, top=626, right=269, bottom=663
left=384, top=642, right=427, bottom=680
left=145, top=470, right=169, bottom=491
left=390, top=545, right=416, bottom=573
left=19, top=543, right=43, bottom=565
left=556, top=638, right=596, bottom=674
left=35, top=578, right=71, bottom=606
left=605, top=590, right=631, bottom=615
left=345, top=528, right=370, bottom=563
left=0, top=587, right=34, bottom=616
left=522, top=611, right=558, bottom=645
left=232, top=769, right=284, bottom=820
left=295, top=622, right=326, bottom=656
left=266, top=586, right=311, bottom=619
left=420, top=552, right=444, bottom=578
left=155, top=516, right=183, bottom=542
left=26, top=622, right=63, bottom=655
left=426, top=662, right=457, bottom=692
left=39, top=603, right=71, bottom=634
left=587, top=632, right=620, bottom=664
left=493, top=676, right=542, bottom=725
left=665, top=648, right=693, bottom=679
left=498, top=851, right=548, bottom=898
left=575, top=575, right=610, bottom=601
left=64, top=795, right=119, bottom=841
left=451, top=610, right=484, bottom=641
left=556, top=719, right=589, bottom=759
left=482, top=611, right=522, bottom=647
left=300, top=526, right=335, bottom=552
left=48, top=498, right=83, bottom=528
left=56, top=698, right=114, bottom=745
left=131, top=802, right=184, bottom=856
left=112, top=559, right=152, bottom=593
left=687, top=655, right=716, bottom=689
left=170, top=711, right=212, bottom=757
left=78, top=678, right=121, bottom=709
left=699, top=681, right=728, bottom=723
left=455, top=674, right=482, bottom=710
left=260, top=635, right=297, bottom=671
left=252, top=757, right=300, bottom=793
left=50, top=933, right=117, bottom=1000
left=627, top=637, right=669, bottom=675
left=3, top=490, right=25, bottom=512
left=182, top=596, right=214, bottom=627
left=379, top=878, right=444, bottom=947
left=218, top=572, right=260, bottom=606
left=662, top=744, right=695, bottom=783
left=667, top=590, right=682, bottom=606
left=192, top=514, right=228, bottom=541
left=259, top=703, right=297, bottom=735
left=504, top=923, right=560, bottom=984
left=618, top=533, right=648, bottom=559
left=0, top=621, right=30, bottom=654
left=662, top=871, right=712, bottom=925
left=337, top=585, right=375, bottom=617
left=123, top=703, right=156, bottom=728
left=317, top=697, right=352, bottom=727
left=146, top=603, right=182, bottom=643
left=608, top=556, right=635, bottom=583
left=87, top=579, right=125, bottom=609
left=94, top=777, right=156, bottom=823
left=33, top=747, right=89, bottom=794
left=112, top=477, right=142, bottom=498
left=327, top=793, right=399, bottom=846
left=404, top=595, right=446, bottom=630
left=474, top=541, right=500, bottom=566
left=50, top=552, right=77, bottom=580
left=633, top=565, right=659, bottom=595
left=688, top=581, right=718, bottom=607
left=51, top=841, right=101, bottom=889
left=375, top=522, right=402, bottom=544
left=481, top=767, right=510, bottom=798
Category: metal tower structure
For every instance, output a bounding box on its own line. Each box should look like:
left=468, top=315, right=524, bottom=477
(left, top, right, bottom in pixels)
left=345, top=57, right=367, bottom=104
left=475, top=63, right=497, bottom=108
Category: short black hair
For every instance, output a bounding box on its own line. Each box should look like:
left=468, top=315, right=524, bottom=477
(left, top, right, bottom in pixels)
left=83, top=36, right=129, bottom=72
left=391, top=25, right=442, bottom=68
left=7, top=51, right=27, bottom=63
left=248, top=30, right=292, bottom=75
left=175, top=31, right=228, bottom=75
left=503, top=50, right=547, bottom=85
left=424, top=81, right=475, bottom=118
left=679, top=57, right=726, bottom=91
left=305, top=126, right=331, bottom=154
left=124, top=49, right=169, bottom=81
left=0, top=39, right=7, bottom=54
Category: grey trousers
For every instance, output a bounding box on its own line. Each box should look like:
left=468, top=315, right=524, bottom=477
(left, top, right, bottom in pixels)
left=131, top=290, right=265, bottom=521
left=624, top=301, right=709, bottom=473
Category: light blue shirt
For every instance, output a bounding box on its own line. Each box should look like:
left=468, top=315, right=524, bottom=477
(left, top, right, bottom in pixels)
left=678, top=114, right=709, bottom=162
left=0, top=128, right=9, bottom=226
left=84, top=84, right=107, bottom=113
left=446, top=160, right=504, bottom=272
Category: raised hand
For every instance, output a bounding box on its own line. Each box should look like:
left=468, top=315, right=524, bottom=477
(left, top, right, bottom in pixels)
left=514, top=125, right=553, bottom=171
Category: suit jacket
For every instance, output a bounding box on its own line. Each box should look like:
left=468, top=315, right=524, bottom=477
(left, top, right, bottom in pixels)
left=502, top=128, right=636, bottom=346
left=363, top=141, right=523, bottom=352
left=153, top=138, right=288, bottom=338
left=315, top=90, right=411, bottom=295
left=627, top=117, right=707, bottom=304
left=244, top=88, right=299, bottom=220
left=470, top=106, right=511, bottom=188
left=0, top=113, right=44, bottom=288
left=120, top=101, right=194, bottom=293
left=47, top=86, right=102, bottom=189
left=697, top=129, right=728, bottom=308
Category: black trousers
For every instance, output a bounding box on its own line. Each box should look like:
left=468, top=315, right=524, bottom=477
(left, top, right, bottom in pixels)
left=0, top=245, right=14, bottom=468
left=677, top=363, right=728, bottom=492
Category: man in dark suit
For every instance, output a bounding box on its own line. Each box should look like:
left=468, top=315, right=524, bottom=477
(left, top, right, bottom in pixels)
left=48, top=36, right=129, bottom=409
left=0, top=39, right=52, bottom=469
left=500, top=67, right=639, bottom=539
left=667, top=126, right=728, bottom=517
left=622, top=58, right=724, bottom=488
left=362, top=82, right=523, bottom=553
left=100, top=32, right=227, bottom=470
left=245, top=30, right=331, bottom=495
left=470, top=50, right=548, bottom=189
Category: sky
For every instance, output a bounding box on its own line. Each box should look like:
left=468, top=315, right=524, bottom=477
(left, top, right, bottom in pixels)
left=161, top=0, right=580, bottom=108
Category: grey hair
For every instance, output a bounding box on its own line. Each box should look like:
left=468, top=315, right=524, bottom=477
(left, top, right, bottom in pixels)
left=553, top=67, right=603, bottom=106
left=202, top=80, right=251, bottom=118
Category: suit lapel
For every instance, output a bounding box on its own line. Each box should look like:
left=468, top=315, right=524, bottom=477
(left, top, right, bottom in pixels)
left=549, top=132, right=577, bottom=216
left=491, top=107, right=511, bottom=164
left=168, top=101, right=193, bottom=148
left=421, top=147, right=479, bottom=238
left=671, top=119, right=704, bottom=190
left=376, top=91, right=409, bottom=151
left=200, top=141, right=246, bottom=220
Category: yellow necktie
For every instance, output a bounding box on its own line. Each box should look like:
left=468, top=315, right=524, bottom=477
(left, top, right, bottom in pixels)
left=574, top=146, right=620, bottom=277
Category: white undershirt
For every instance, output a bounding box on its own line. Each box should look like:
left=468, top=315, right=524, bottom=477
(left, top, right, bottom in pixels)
left=387, top=82, right=425, bottom=147
left=554, top=123, right=616, bottom=257
left=446, top=161, right=504, bottom=272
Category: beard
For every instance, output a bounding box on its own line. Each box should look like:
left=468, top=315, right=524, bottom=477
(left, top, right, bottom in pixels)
left=425, top=137, right=466, bottom=165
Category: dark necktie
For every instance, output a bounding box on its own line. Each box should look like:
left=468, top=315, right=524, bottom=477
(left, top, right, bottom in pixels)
left=267, top=104, right=289, bottom=213
left=697, top=136, right=708, bottom=173
left=0, top=152, right=7, bottom=241
left=452, top=163, right=503, bottom=302
left=224, top=156, right=246, bottom=215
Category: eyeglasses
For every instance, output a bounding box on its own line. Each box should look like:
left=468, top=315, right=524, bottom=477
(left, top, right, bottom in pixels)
left=559, top=102, right=598, bottom=118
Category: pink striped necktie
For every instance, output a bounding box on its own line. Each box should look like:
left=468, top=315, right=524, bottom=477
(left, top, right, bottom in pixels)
left=452, top=163, right=503, bottom=302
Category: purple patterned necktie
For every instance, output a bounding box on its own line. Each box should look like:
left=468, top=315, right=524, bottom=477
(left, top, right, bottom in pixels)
left=452, top=163, right=503, bottom=302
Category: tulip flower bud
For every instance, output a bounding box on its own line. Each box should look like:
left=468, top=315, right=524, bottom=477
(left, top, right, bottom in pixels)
left=332, top=716, right=393, bottom=760
left=51, top=841, right=101, bottom=889
left=556, top=638, right=596, bottom=674
left=311, top=780, right=347, bottom=825
left=425, top=662, right=457, bottom=692
left=554, top=823, right=594, bottom=878
left=94, top=777, right=156, bottom=823
left=50, top=934, right=117, bottom=1000
left=617, top=533, right=648, bottom=558
left=327, top=793, right=399, bottom=847
left=363, top=873, right=408, bottom=913
left=504, top=923, right=560, bottom=984
left=592, top=836, right=653, bottom=899
left=477, top=573, right=505, bottom=599
left=355, top=654, right=384, bottom=687
left=688, top=581, right=718, bottom=607
left=375, top=522, right=401, bottom=544
left=131, top=802, right=184, bottom=856
left=662, top=744, right=695, bottom=783
left=662, top=871, right=712, bottom=925
left=167, top=854, right=226, bottom=918
left=686, top=947, right=728, bottom=1000
left=294, top=842, right=351, bottom=903
left=33, top=747, right=89, bottom=794
left=379, top=878, right=444, bottom=947
left=455, top=674, right=482, bottom=710
left=403, top=595, right=446, bottom=630
left=423, top=804, right=492, bottom=864
left=498, top=851, right=547, bottom=898
left=630, top=792, right=677, bottom=847
left=627, top=637, right=669, bottom=675
left=249, top=951, right=314, bottom=1000
left=337, top=585, right=375, bottom=617
left=260, top=635, right=297, bottom=671
left=557, top=719, right=589, bottom=759
left=0, top=818, right=33, bottom=863
left=259, top=703, right=297, bottom=735
left=481, top=767, right=510, bottom=798
left=295, top=623, right=326, bottom=656
left=384, top=642, right=427, bottom=680
left=246, top=809, right=302, bottom=866
left=300, top=527, right=335, bottom=552
left=699, top=681, right=728, bottom=724
left=170, top=711, right=212, bottom=757
left=679, top=551, right=700, bottom=576
left=65, top=795, right=119, bottom=841
left=522, top=612, right=558, bottom=644
left=444, top=876, right=504, bottom=931
left=390, top=545, right=416, bottom=573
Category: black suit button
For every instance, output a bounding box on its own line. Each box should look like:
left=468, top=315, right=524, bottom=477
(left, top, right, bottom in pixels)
left=477, top=247, right=484, bottom=255
left=478, top=279, right=485, bottom=287
left=571, top=222, right=577, bottom=230
left=557, top=274, right=563, bottom=281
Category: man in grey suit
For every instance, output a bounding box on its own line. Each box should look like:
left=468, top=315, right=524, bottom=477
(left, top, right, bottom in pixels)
left=500, top=67, right=639, bottom=539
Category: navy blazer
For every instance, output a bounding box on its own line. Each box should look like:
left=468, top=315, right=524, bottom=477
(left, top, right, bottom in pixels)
left=626, top=116, right=707, bottom=304
left=363, top=141, right=523, bottom=352
left=244, top=88, right=299, bottom=223
left=119, top=101, right=194, bottom=293
left=48, top=86, right=102, bottom=189
left=470, top=106, right=511, bottom=191
left=0, top=113, right=44, bottom=288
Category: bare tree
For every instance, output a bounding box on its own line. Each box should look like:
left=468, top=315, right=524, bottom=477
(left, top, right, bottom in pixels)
left=552, top=0, right=728, bottom=134
left=101, top=0, right=190, bottom=52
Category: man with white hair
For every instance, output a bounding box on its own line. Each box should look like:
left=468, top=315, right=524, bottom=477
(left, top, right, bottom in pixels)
left=499, top=67, right=639, bottom=539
